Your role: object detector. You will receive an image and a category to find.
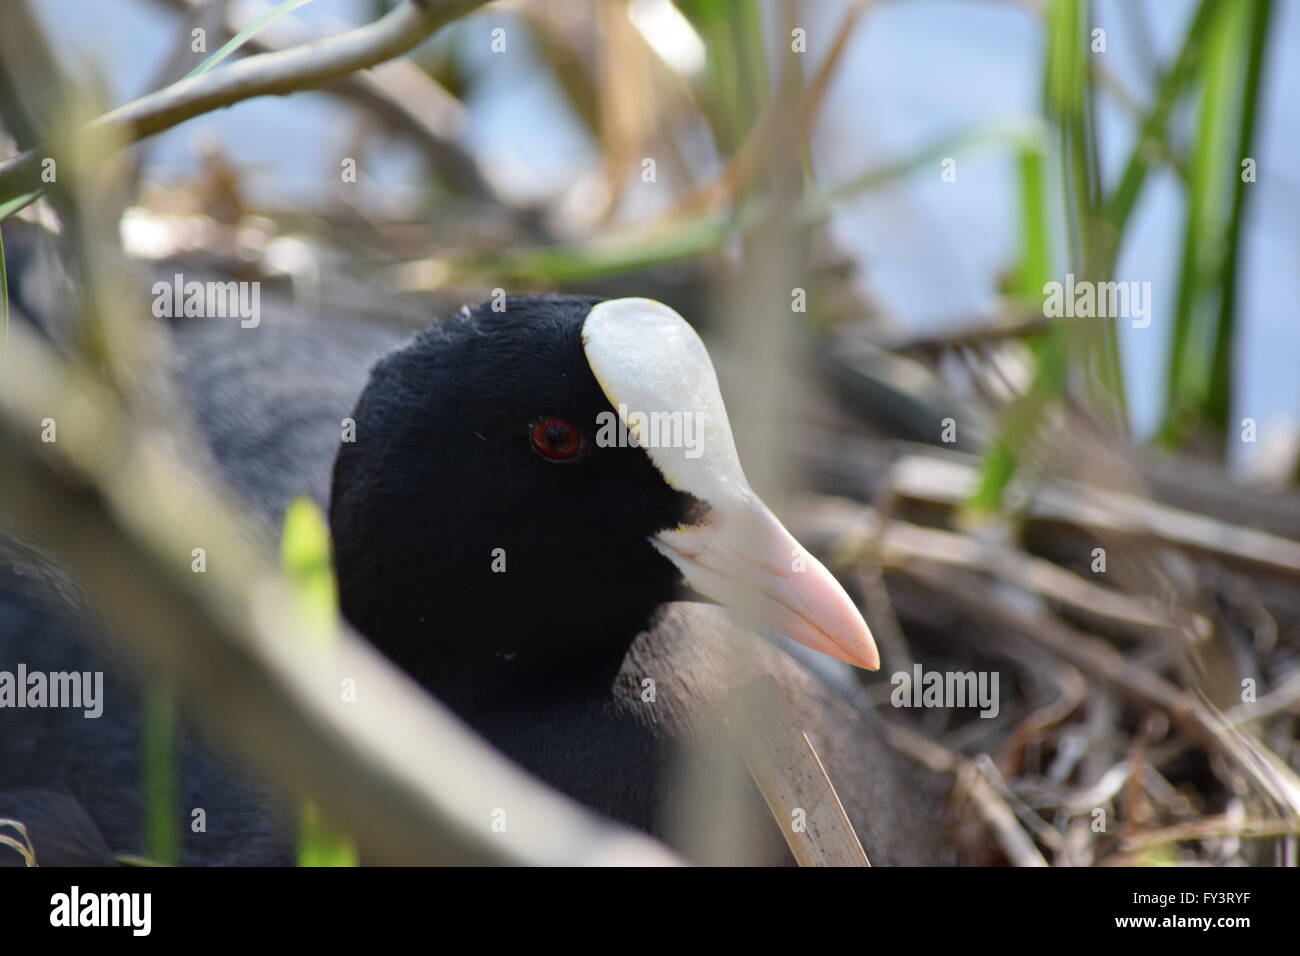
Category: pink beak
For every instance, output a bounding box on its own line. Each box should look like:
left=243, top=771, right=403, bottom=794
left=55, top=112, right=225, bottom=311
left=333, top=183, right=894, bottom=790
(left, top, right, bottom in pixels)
left=652, top=496, right=879, bottom=671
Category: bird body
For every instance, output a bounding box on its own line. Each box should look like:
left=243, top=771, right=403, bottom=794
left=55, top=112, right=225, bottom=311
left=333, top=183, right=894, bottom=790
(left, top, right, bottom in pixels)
left=0, top=291, right=946, bottom=865
left=450, top=602, right=943, bottom=865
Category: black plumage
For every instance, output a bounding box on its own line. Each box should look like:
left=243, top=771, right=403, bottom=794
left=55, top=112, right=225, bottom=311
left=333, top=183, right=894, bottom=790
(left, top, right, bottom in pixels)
left=0, top=292, right=946, bottom=865
left=0, top=536, right=293, bottom=866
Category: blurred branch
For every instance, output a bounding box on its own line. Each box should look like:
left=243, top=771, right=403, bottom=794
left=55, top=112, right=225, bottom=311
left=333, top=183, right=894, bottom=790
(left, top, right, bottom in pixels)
left=666, top=0, right=873, bottom=220
left=147, top=0, right=497, bottom=201
left=1121, top=813, right=1300, bottom=853
left=0, top=0, right=488, bottom=206
left=0, top=318, right=680, bottom=866
left=890, top=453, right=1300, bottom=580
left=868, top=306, right=1047, bottom=355
left=417, top=122, right=1042, bottom=291
left=730, top=676, right=870, bottom=866
left=902, top=559, right=1300, bottom=819
left=805, top=495, right=1208, bottom=640
left=0, top=818, right=36, bottom=867
left=818, top=120, right=1046, bottom=213
left=885, top=723, right=1049, bottom=867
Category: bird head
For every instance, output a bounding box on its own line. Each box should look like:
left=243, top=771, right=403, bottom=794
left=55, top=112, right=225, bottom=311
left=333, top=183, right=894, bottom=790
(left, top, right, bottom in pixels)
left=329, top=295, right=877, bottom=681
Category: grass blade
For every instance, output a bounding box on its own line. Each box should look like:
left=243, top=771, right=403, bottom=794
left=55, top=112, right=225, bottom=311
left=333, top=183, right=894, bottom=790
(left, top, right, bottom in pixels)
left=1101, top=0, right=1217, bottom=267
left=1206, top=0, right=1274, bottom=432
left=0, top=818, right=36, bottom=866
left=143, top=683, right=178, bottom=866
left=966, top=0, right=1090, bottom=516
left=0, top=225, right=8, bottom=362
left=281, top=497, right=358, bottom=867
left=0, top=186, right=46, bottom=223
left=1161, top=0, right=1262, bottom=446
left=184, top=0, right=318, bottom=80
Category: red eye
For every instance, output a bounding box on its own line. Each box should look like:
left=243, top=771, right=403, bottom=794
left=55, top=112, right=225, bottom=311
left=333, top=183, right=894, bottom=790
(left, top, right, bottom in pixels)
left=530, top=418, right=585, bottom=461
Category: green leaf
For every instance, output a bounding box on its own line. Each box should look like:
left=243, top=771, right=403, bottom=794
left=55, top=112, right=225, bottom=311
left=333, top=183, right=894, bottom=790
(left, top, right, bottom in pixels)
left=1101, top=0, right=1217, bottom=264
left=184, top=0, right=319, bottom=80
left=1161, top=0, right=1270, bottom=446
left=0, top=185, right=45, bottom=223
left=1014, top=143, right=1052, bottom=303
left=1206, top=0, right=1273, bottom=433
left=298, top=801, right=360, bottom=867
left=966, top=0, right=1104, bottom=518
left=279, top=497, right=357, bottom=867
left=677, top=0, right=766, bottom=153
left=143, top=684, right=178, bottom=866
left=280, top=496, right=339, bottom=640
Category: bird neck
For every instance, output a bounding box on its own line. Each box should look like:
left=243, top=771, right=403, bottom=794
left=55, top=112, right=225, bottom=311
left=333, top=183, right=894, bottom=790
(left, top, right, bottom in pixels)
left=352, top=601, right=664, bottom=705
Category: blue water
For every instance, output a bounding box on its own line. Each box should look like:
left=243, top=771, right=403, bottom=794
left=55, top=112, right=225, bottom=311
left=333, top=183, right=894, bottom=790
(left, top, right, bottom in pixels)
left=28, top=0, right=1300, bottom=463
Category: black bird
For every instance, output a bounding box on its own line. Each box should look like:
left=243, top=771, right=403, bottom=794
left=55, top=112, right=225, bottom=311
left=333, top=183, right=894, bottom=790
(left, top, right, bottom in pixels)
left=1, top=291, right=945, bottom=865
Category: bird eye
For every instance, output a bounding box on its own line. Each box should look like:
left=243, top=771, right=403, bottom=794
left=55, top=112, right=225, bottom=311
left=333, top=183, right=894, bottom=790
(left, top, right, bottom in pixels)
left=530, top=418, right=586, bottom=461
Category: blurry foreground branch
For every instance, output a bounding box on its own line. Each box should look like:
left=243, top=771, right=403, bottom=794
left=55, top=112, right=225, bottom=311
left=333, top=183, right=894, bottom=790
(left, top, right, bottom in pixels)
left=0, top=0, right=487, bottom=205
left=147, top=0, right=496, bottom=200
